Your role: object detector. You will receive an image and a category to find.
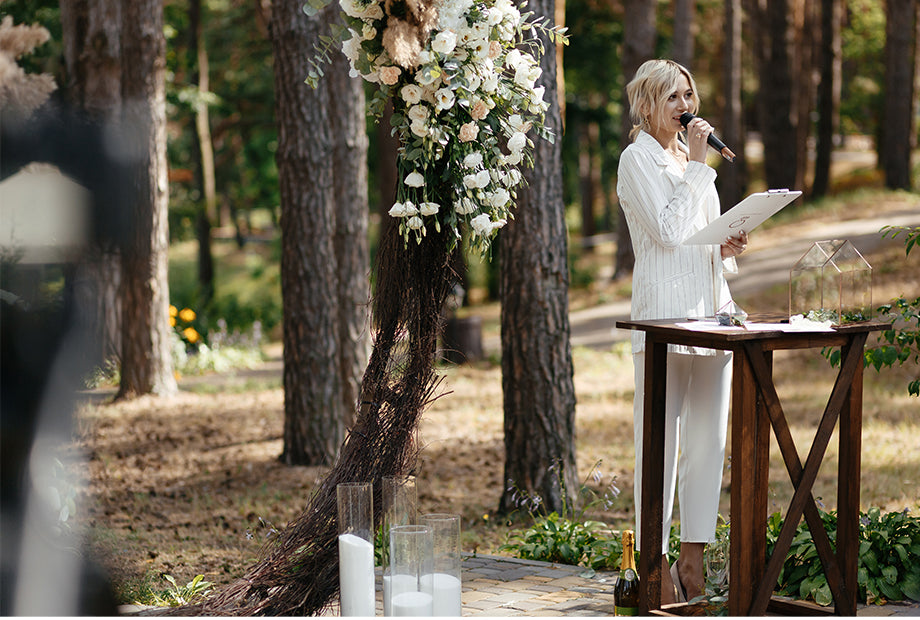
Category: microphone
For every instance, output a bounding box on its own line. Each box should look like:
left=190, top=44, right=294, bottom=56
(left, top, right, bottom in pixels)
left=680, top=112, right=736, bottom=162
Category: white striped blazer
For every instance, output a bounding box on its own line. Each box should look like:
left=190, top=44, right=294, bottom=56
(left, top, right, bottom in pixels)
left=617, top=131, right=737, bottom=356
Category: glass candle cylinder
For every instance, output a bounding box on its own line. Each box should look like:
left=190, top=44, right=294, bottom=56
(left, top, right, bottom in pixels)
left=389, top=525, right=433, bottom=617
left=337, top=482, right=375, bottom=617
left=382, top=475, right=417, bottom=616
left=420, top=513, right=462, bottom=616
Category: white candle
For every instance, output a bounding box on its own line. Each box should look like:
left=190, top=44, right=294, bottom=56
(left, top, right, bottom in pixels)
left=338, top=533, right=375, bottom=616
left=383, top=572, right=418, bottom=616
left=426, top=572, right=462, bottom=616
left=391, top=591, right=433, bottom=616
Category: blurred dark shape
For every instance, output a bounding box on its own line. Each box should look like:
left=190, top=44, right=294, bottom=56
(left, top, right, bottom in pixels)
left=1, top=103, right=137, bottom=615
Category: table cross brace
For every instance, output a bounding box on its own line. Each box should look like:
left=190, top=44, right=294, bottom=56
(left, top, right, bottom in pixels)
left=742, top=335, right=867, bottom=615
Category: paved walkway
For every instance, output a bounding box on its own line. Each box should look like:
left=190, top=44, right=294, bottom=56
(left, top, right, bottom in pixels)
left=450, top=553, right=920, bottom=617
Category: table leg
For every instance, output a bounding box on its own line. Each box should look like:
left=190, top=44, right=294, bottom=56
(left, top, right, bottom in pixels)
left=639, top=338, right=667, bottom=614
left=837, top=335, right=867, bottom=616
left=729, top=345, right=768, bottom=616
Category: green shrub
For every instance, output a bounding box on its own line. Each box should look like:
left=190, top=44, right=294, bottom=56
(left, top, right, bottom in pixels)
left=766, top=507, right=920, bottom=606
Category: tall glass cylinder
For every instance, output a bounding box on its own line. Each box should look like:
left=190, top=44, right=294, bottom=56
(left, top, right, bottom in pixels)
left=420, top=513, right=462, bottom=616
left=389, top=525, right=433, bottom=617
left=382, top=475, right=417, bottom=616
left=337, top=482, right=375, bottom=616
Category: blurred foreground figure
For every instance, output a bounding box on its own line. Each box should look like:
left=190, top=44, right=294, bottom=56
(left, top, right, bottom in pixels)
left=1, top=102, right=136, bottom=615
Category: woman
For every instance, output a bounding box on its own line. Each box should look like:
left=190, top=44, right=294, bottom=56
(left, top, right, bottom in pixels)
left=616, top=59, right=748, bottom=605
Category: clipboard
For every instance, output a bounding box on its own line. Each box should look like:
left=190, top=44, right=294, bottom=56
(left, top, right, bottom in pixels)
left=684, top=189, right=802, bottom=245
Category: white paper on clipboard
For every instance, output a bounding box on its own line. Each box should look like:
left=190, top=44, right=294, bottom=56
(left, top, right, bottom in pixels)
left=684, top=189, right=802, bottom=245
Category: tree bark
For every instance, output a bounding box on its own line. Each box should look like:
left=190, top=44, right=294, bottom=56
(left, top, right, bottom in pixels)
left=882, top=0, right=918, bottom=190
left=719, top=0, right=745, bottom=211
left=673, top=0, right=695, bottom=69
left=792, top=0, right=817, bottom=193
left=189, top=0, right=215, bottom=305
left=272, top=0, right=343, bottom=465
left=117, top=0, right=177, bottom=399
left=614, top=0, right=655, bottom=278
left=755, top=0, right=798, bottom=191
left=499, top=0, right=577, bottom=516
left=812, top=0, right=842, bottom=197
left=327, top=4, right=370, bottom=430
left=60, top=0, right=124, bottom=364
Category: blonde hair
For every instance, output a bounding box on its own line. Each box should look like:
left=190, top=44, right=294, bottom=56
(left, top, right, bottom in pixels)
left=626, top=59, right=699, bottom=142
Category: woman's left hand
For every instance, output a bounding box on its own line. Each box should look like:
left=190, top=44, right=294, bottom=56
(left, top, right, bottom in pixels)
left=721, top=230, right=749, bottom=259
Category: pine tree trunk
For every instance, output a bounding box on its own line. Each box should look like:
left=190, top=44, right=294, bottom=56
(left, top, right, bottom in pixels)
left=882, top=0, right=918, bottom=190
left=615, top=0, right=655, bottom=278
left=117, top=0, right=176, bottom=399
left=812, top=0, right=842, bottom=197
left=499, top=0, right=577, bottom=515
left=757, top=0, right=797, bottom=191
left=272, top=0, right=343, bottom=465
left=327, top=4, right=370, bottom=430
left=673, top=0, right=695, bottom=69
left=60, top=0, right=124, bottom=363
left=719, top=0, right=745, bottom=211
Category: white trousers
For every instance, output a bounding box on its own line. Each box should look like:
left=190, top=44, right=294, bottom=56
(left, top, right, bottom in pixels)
left=632, top=351, right=732, bottom=554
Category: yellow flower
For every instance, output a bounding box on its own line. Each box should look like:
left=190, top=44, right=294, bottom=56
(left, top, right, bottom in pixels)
left=169, top=316, right=176, bottom=327
left=178, top=307, right=196, bottom=322
left=169, top=305, right=178, bottom=317
left=182, top=327, right=201, bottom=344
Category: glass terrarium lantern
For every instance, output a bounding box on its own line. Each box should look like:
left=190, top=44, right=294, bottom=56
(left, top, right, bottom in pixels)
left=789, top=240, right=872, bottom=324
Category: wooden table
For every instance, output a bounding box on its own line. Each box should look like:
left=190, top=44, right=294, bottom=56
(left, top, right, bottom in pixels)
left=615, top=318, right=886, bottom=616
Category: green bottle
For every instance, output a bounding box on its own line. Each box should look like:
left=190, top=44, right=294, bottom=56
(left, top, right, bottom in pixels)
left=614, top=530, right=639, bottom=616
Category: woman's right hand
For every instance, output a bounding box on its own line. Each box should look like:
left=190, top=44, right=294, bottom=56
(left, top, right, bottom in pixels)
left=686, top=117, right=713, bottom=163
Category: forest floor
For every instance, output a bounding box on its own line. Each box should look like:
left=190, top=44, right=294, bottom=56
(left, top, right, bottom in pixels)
left=67, top=189, right=919, bottom=605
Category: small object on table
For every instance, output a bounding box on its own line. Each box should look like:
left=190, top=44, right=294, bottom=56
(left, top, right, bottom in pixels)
left=716, top=300, right=748, bottom=327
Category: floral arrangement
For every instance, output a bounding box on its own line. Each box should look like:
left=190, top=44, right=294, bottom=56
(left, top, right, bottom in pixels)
left=308, top=0, right=567, bottom=255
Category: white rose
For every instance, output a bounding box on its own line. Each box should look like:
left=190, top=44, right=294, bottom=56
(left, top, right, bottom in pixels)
left=405, top=171, right=425, bottom=187
left=505, top=49, right=522, bottom=70
left=380, top=66, right=402, bottom=85
left=474, top=169, right=491, bottom=188
left=486, top=7, right=503, bottom=25
left=481, top=74, right=499, bottom=93
left=463, top=152, right=483, bottom=168
left=514, top=64, right=541, bottom=89
left=400, top=84, right=423, bottom=105
left=362, top=24, right=377, bottom=39
left=364, top=3, right=383, bottom=19
left=508, top=131, right=527, bottom=153
left=407, top=104, right=429, bottom=123
left=410, top=120, right=429, bottom=137
left=419, top=202, right=440, bottom=216
left=434, top=87, right=455, bottom=111
left=431, top=30, right=458, bottom=55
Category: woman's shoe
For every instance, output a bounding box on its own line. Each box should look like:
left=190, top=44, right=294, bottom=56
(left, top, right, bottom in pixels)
left=669, top=562, right=687, bottom=603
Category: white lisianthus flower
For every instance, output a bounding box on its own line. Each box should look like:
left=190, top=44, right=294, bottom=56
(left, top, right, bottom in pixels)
left=502, top=168, right=523, bottom=187
left=508, top=131, right=527, bottom=153
left=434, top=87, right=455, bottom=111
left=486, top=7, right=503, bottom=25
left=474, top=169, right=491, bottom=188
left=464, top=69, right=482, bottom=92
left=470, top=214, right=507, bottom=237
left=431, top=30, right=458, bottom=55
left=470, top=38, right=490, bottom=59
left=388, top=202, right=407, bottom=217
left=504, top=150, right=523, bottom=165
left=342, top=33, right=361, bottom=61
left=454, top=197, right=478, bottom=214
left=505, top=48, right=522, bottom=70
left=488, top=188, right=511, bottom=208
left=514, top=63, right=541, bottom=89
left=463, top=173, right=480, bottom=189
left=406, top=215, right=424, bottom=230
left=481, top=74, right=499, bottom=93
left=419, top=201, right=440, bottom=216
left=405, top=171, right=425, bottom=187
left=401, top=84, right=423, bottom=105
left=463, top=152, right=483, bottom=168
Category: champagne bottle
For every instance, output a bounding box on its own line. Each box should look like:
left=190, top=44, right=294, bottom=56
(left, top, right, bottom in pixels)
left=614, top=529, right=640, bottom=616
